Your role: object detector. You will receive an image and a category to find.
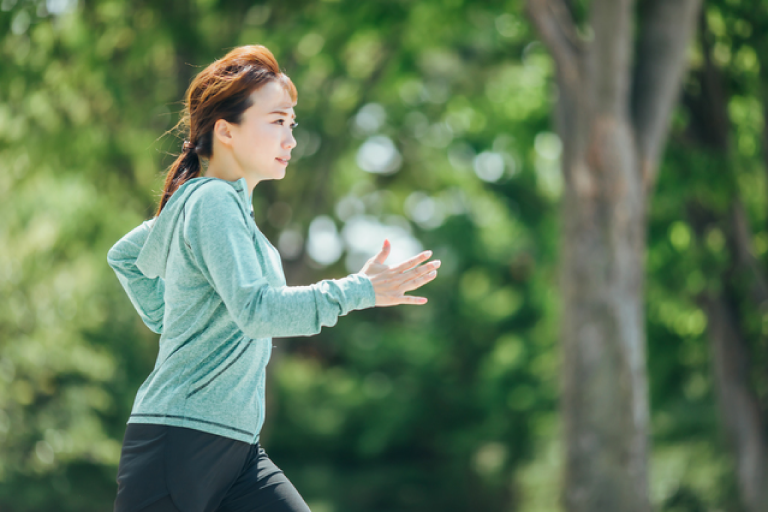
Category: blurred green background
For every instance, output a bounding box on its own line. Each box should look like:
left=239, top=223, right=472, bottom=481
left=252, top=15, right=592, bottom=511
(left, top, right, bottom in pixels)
left=0, top=0, right=766, bottom=510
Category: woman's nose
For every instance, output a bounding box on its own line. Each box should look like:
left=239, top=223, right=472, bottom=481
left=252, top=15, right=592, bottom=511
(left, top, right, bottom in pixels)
left=283, top=132, right=297, bottom=150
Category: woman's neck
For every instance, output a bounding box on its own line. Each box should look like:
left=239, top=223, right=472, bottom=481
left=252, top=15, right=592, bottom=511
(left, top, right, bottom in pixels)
left=205, top=153, right=258, bottom=195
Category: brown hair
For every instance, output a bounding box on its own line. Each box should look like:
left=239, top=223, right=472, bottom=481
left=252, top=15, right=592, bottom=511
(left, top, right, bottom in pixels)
left=157, top=45, right=298, bottom=215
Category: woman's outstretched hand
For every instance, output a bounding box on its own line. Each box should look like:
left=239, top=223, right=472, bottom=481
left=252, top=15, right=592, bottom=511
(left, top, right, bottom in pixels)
left=359, top=239, right=440, bottom=306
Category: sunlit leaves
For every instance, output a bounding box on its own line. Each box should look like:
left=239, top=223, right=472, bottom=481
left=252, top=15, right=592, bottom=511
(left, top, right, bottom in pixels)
left=8, top=0, right=762, bottom=510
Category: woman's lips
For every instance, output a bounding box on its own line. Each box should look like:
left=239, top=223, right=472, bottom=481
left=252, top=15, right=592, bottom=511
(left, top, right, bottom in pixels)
left=276, top=157, right=290, bottom=166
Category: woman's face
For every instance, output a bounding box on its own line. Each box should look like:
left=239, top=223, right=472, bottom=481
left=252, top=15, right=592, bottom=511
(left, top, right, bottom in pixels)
left=227, top=80, right=297, bottom=185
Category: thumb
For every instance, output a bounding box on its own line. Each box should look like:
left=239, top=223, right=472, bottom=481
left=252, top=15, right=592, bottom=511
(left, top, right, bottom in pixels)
left=373, top=239, right=391, bottom=264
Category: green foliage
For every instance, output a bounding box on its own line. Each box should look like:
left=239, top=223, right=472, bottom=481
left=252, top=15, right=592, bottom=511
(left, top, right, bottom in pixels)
left=645, top=1, right=768, bottom=510
left=0, top=0, right=766, bottom=511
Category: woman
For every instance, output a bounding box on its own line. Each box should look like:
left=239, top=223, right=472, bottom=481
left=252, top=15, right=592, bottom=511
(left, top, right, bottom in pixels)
left=107, top=45, right=440, bottom=512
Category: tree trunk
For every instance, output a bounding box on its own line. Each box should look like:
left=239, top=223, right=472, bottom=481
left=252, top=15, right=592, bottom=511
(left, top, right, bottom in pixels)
left=559, top=4, right=649, bottom=504
left=700, top=291, right=768, bottom=512
left=684, top=15, right=768, bottom=510
left=527, top=0, right=702, bottom=510
left=560, top=113, right=649, bottom=511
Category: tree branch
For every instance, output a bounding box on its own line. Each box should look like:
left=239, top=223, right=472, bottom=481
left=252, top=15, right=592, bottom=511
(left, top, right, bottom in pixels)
left=526, top=0, right=582, bottom=86
left=631, top=0, right=703, bottom=190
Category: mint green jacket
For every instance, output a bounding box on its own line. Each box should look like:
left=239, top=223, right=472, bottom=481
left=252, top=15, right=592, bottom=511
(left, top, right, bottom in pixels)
left=107, top=177, right=375, bottom=443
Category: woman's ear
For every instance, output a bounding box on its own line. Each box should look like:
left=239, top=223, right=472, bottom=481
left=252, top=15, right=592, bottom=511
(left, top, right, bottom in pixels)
left=212, top=119, right=234, bottom=148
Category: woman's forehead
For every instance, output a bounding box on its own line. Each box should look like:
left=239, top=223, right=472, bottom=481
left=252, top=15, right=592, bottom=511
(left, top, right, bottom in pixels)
left=250, top=82, right=296, bottom=114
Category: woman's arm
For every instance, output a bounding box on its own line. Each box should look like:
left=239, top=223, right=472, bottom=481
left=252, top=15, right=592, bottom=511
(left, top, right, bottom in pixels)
left=183, top=185, right=375, bottom=340
left=107, top=219, right=165, bottom=334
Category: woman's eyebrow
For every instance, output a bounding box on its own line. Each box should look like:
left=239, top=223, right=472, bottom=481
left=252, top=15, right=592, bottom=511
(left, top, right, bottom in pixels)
left=269, top=110, right=296, bottom=118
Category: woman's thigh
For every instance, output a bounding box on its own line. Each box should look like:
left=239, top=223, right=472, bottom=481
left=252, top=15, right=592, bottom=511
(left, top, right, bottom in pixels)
left=217, top=446, right=310, bottom=512
left=115, top=424, right=250, bottom=512
left=114, top=424, right=171, bottom=512
left=136, top=496, right=181, bottom=512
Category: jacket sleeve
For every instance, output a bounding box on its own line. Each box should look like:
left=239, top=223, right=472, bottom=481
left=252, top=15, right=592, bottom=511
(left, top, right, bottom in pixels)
left=183, top=184, right=375, bottom=339
left=107, top=219, right=165, bottom=334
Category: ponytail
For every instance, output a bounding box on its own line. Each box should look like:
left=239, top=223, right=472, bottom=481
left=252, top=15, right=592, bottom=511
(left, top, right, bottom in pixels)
left=156, top=143, right=202, bottom=216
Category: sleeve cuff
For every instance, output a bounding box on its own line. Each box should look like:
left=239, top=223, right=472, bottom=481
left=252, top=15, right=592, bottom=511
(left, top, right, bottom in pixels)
left=340, top=273, right=376, bottom=312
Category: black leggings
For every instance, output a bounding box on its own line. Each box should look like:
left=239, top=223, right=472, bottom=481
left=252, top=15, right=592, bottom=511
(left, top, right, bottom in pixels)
left=114, top=424, right=310, bottom=512
left=134, top=497, right=180, bottom=512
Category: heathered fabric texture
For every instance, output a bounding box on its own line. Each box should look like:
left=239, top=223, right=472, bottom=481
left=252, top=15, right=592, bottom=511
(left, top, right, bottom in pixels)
left=108, top=177, right=375, bottom=443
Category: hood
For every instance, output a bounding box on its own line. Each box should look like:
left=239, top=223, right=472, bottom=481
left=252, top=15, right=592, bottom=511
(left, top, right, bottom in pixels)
left=136, top=177, right=251, bottom=279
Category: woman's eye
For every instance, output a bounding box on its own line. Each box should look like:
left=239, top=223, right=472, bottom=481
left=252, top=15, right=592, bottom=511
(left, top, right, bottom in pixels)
left=275, top=119, right=298, bottom=129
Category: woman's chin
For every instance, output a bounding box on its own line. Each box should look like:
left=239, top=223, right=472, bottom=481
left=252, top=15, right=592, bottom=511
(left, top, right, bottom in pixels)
left=249, top=168, right=286, bottom=183
left=267, top=171, right=286, bottom=181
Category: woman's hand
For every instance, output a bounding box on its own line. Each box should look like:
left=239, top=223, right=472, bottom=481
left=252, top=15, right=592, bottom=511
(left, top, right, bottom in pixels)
left=359, top=239, right=440, bottom=306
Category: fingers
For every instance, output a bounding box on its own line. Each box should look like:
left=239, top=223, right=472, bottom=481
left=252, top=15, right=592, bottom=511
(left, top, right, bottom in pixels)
left=400, top=267, right=439, bottom=293
left=378, top=295, right=428, bottom=306
left=374, top=265, right=439, bottom=306
left=398, top=258, right=440, bottom=283
left=370, top=247, right=440, bottom=307
left=400, top=296, right=428, bottom=305
left=391, top=250, right=433, bottom=273
left=373, top=239, right=391, bottom=265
